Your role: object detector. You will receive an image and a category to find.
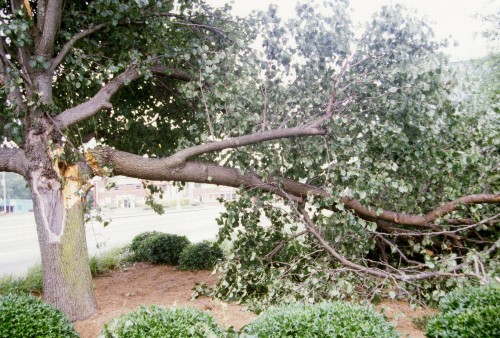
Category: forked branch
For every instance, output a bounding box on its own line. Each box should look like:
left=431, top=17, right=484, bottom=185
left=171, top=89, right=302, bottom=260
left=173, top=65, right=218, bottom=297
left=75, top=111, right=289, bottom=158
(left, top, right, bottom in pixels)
left=54, top=64, right=192, bottom=129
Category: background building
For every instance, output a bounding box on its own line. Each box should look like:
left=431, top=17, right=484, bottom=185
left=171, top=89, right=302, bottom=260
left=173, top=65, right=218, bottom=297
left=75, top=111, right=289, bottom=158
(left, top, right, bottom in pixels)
left=92, top=177, right=237, bottom=208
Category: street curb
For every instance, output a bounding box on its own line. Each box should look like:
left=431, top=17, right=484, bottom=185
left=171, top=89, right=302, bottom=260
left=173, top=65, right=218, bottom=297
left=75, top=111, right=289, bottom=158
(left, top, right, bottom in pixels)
left=107, top=207, right=219, bottom=219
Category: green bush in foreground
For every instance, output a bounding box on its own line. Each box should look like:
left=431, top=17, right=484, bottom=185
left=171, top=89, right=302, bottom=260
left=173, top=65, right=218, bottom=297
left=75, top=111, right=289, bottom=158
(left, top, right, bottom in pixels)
left=99, top=306, right=224, bottom=338
left=435, top=282, right=500, bottom=314
left=426, top=283, right=500, bottom=338
left=178, top=241, right=224, bottom=270
left=242, top=302, right=399, bottom=338
left=0, top=294, right=79, bottom=338
left=130, top=232, right=191, bottom=265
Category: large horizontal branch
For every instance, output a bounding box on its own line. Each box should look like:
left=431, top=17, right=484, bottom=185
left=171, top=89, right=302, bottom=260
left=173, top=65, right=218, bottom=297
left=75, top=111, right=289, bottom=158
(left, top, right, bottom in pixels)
left=375, top=213, right=500, bottom=238
left=88, top=147, right=311, bottom=202
left=88, top=147, right=500, bottom=227
left=340, top=195, right=500, bottom=227
left=54, top=64, right=192, bottom=129
left=163, top=126, right=327, bottom=166
left=0, top=148, right=28, bottom=176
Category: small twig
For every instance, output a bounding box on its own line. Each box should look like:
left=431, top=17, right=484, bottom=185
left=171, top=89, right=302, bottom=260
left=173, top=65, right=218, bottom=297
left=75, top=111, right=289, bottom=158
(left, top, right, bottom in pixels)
left=261, top=84, right=268, bottom=132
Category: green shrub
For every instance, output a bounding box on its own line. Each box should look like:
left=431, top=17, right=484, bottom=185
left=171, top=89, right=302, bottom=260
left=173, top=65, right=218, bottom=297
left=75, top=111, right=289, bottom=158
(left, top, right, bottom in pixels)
left=130, top=232, right=191, bottom=265
left=99, top=306, right=224, bottom=338
left=436, top=283, right=500, bottom=314
left=426, top=305, right=499, bottom=338
left=130, top=231, right=162, bottom=260
left=426, top=283, right=500, bottom=338
left=242, top=302, right=399, bottom=338
left=178, top=241, right=224, bottom=270
left=0, top=264, right=43, bottom=296
left=0, top=294, right=79, bottom=338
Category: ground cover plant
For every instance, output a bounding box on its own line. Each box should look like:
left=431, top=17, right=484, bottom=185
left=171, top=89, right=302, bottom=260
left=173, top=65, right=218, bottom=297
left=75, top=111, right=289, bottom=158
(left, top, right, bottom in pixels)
left=0, top=294, right=79, bottom=338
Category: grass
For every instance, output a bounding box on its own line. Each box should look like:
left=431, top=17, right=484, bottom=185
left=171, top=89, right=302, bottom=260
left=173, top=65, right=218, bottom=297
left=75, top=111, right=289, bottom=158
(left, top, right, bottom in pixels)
left=89, top=246, right=132, bottom=276
left=0, top=264, right=43, bottom=295
left=0, top=246, right=131, bottom=296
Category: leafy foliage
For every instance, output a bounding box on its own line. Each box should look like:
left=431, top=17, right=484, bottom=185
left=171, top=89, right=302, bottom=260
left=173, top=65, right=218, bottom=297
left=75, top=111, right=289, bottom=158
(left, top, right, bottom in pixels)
left=178, top=241, right=224, bottom=271
left=241, top=302, right=399, bottom=338
left=202, top=193, right=338, bottom=310
left=51, top=0, right=237, bottom=158
left=189, top=1, right=500, bottom=310
left=426, top=306, right=499, bottom=338
left=129, top=232, right=191, bottom=265
left=438, top=282, right=500, bottom=313
left=0, top=294, right=79, bottom=338
left=426, top=283, right=500, bottom=337
left=98, top=306, right=224, bottom=338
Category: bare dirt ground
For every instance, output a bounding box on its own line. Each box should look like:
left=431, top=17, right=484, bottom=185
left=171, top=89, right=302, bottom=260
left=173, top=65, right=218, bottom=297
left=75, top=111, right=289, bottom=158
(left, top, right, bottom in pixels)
left=74, top=263, right=435, bottom=338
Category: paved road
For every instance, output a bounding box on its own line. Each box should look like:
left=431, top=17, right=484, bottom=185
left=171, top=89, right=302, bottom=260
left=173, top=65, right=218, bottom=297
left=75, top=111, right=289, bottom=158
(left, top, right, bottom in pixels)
left=0, top=206, right=225, bottom=277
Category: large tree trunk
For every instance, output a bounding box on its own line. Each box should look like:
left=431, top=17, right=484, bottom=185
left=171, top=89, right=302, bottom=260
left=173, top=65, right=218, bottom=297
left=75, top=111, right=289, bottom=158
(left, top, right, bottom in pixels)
left=27, top=124, right=97, bottom=320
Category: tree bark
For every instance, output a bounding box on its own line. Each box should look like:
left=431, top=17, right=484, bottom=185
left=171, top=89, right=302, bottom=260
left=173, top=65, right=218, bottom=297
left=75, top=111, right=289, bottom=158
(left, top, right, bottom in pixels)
left=25, top=116, right=97, bottom=320
left=30, top=163, right=97, bottom=320
left=89, top=147, right=500, bottom=227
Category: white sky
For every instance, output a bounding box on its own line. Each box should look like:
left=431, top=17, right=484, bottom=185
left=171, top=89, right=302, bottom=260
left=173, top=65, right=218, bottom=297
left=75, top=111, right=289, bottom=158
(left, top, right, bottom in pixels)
left=207, top=0, right=498, bottom=61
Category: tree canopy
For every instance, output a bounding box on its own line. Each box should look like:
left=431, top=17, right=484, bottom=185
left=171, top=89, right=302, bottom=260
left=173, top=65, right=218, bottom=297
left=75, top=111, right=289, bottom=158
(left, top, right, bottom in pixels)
left=0, top=0, right=498, bottom=319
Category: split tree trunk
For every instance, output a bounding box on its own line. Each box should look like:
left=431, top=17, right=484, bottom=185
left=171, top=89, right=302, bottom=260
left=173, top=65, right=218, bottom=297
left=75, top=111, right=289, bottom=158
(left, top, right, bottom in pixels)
left=27, top=134, right=97, bottom=320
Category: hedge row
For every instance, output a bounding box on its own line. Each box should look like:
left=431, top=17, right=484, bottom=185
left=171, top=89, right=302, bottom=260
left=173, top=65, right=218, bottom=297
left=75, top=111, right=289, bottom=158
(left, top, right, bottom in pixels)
left=129, top=231, right=223, bottom=270
left=3, top=283, right=498, bottom=337
left=100, top=301, right=399, bottom=338
left=1, top=295, right=399, bottom=338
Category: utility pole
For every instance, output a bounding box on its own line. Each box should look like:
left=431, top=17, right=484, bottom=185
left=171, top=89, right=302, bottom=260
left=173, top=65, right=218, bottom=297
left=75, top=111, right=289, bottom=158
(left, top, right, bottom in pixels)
left=1, top=172, right=6, bottom=213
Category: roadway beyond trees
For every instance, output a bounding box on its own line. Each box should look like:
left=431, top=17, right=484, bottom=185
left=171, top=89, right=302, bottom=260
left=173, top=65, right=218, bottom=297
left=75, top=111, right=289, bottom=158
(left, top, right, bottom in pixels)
left=0, top=206, right=224, bottom=276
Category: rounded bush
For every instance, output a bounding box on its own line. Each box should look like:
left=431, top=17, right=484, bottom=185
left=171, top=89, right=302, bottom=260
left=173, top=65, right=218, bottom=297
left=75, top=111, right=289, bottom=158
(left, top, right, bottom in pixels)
left=426, top=283, right=500, bottom=338
left=242, top=302, right=399, bottom=337
left=0, top=294, right=79, bottom=338
left=178, top=241, right=224, bottom=270
left=426, top=305, right=499, bottom=338
left=436, top=283, right=499, bottom=314
left=130, top=232, right=191, bottom=264
left=130, top=231, right=161, bottom=260
left=99, top=306, right=224, bottom=338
